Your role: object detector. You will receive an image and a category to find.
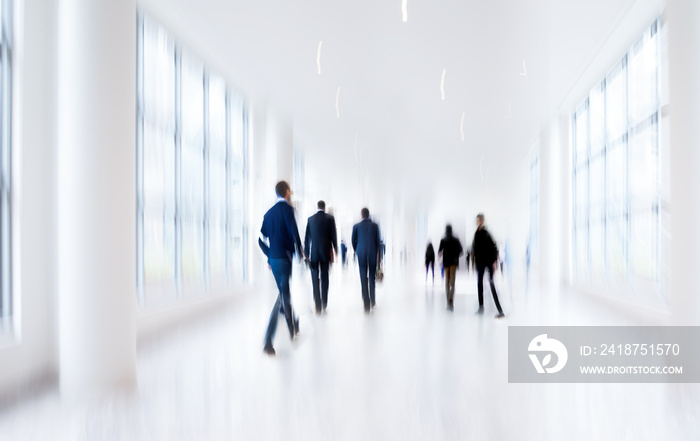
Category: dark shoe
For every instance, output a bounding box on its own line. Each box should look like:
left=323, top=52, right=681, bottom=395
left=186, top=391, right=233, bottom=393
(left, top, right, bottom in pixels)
left=263, top=345, right=276, bottom=356
left=495, top=312, right=505, bottom=319
left=294, top=317, right=300, bottom=334
left=447, top=301, right=454, bottom=311
left=476, top=306, right=484, bottom=314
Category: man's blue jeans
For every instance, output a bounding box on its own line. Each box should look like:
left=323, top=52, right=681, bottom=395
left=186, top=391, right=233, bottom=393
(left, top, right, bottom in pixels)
left=264, top=258, right=295, bottom=347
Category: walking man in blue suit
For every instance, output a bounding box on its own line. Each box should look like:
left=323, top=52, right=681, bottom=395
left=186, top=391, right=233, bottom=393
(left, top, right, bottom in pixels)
left=304, top=200, right=338, bottom=314
left=351, top=208, right=382, bottom=313
left=259, top=181, right=304, bottom=356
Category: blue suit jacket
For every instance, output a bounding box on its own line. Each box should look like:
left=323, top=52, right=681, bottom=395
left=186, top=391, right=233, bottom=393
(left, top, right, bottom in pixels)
left=260, top=200, right=303, bottom=261
left=351, top=219, right=381, bottom=264
left=304, top=211, right=338, bottom=264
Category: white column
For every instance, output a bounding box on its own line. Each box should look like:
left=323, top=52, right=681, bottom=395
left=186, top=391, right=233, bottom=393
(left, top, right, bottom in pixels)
left=667, top=0, right=700, bottom=324
left=248, top=106, right=296, bottom=280
left=538, top=117, right=563, bottom=289
left=57, top=0, right=137, bottom=398
left=274, top=118, right=294, bottom=185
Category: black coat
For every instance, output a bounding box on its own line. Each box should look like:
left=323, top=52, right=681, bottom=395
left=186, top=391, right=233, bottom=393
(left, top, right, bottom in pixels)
left=472, top=228, right=498, bottom=266
left=351, top=219, right=381, bottom=265
left=304, top=211, right=338, bottom=264
left=425, top=244, right=435, bottom=264
left=438, top=236, right=463, bottom=267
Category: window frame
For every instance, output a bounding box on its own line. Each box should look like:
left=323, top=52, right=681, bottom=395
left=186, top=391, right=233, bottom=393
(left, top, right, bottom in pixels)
left=571, top=19, right=663, bottom=292
left=136, top=12, right=248, bottom=304
left=0, top=0, right=13, bottom=322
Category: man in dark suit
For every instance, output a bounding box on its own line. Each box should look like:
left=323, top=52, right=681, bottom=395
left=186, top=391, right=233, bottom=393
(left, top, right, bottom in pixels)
left=472, top=213, right=505, bottom=319
left=304, top=200, right=338, bottom=313
left=259, top=181, right=305, bottom=356
left=351, top=208, right=381, bottom=313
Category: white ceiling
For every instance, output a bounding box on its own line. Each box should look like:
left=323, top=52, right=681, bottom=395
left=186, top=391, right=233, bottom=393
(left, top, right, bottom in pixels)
left=141, top=0, right=638, bottom=215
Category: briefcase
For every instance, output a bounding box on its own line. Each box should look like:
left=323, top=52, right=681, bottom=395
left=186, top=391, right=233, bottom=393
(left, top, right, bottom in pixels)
left=376, top=263, right=384, bottom=282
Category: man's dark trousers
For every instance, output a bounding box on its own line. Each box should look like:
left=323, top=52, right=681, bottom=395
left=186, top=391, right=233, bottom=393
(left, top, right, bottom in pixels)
left=310, top=260, right=330, bottom=312
left=265, top=258, right=295, bottom=347
left=476, top=264, right=503, bottom=314
left=358, top=259, right=377, bottom=311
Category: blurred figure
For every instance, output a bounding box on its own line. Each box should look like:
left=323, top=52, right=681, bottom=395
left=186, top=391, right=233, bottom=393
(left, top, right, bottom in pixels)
left=351, top=208, right=382, bottom=313
left=340, top=240, right=348, bottom=266
left=438, top=225, right=463, bottom=311
left=472, top=213, right=505, bottom=319
left=425, top=242, right=436, bottom=285
left=304, top=200, right=338, bottom=314
left=259, top=181, right=304, bottom=356
left=525, top=240, right=531, bottom=285
left=465, top=249, right=472, bottom=273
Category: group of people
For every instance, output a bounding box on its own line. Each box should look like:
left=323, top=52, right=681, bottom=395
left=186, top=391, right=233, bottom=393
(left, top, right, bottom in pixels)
left=425, top=214, right=505, bottom=318
left=258, top=181, right=383, bottom=356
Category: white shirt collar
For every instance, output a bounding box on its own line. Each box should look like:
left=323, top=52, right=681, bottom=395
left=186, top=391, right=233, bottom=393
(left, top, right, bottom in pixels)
left=276, top=197, right=287, bottom=204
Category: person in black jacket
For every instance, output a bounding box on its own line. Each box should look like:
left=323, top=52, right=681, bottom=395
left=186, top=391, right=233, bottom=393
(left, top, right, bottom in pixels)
left=438, top=225, right=463, bottom=311
left=472, top=213, right=505, bottom=318
left=304, top=200, right=338, bottom=313
left=259, top=181, right=304, bottom=356
left=425, top=242, right=436, bottom=285
left=351, top=208, right=381, bottom=313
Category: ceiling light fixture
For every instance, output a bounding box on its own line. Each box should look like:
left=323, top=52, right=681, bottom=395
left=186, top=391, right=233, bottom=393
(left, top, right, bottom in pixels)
left=440, top=69, right=446, bottom=100
left=317, top=41, right=323, bottom=75
left=336, top=87, right=341, bottom=118
left=520, top=60, right=527, bottom=76
left=402, top=0, right=408, bottom=22
left=460, top=112, right=466, bottom=141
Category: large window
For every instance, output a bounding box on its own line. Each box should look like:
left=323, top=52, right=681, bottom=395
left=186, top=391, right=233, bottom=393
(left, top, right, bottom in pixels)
left=137, top=14, right=248, bottom=304
left=0, top=0, right=12, bottom=323
left=572, top=19, right=667, bottom=296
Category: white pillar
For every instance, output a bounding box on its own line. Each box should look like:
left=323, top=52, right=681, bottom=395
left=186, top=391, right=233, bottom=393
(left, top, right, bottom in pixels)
left=668, top=0, right=700, bottom=324
left=248, top=106, right=295, bottom=280
left=539, top=117, right=563, bottom=289
left=274, top=119, right=294, bottom=185
left=57, top=0, right=137, bottom=398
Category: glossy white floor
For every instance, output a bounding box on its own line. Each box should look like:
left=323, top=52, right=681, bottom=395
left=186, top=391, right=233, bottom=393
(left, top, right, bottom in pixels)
left=1, top=263, right=699, bottom=440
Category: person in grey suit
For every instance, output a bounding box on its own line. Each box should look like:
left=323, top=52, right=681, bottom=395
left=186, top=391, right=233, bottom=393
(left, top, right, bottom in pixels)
left=351, top=208, right=381, bottom=313
left=304, top=200, right=338, bottom=313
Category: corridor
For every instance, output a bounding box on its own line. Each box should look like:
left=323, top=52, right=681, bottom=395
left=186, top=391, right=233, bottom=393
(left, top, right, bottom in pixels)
left=1, top=265, right=697, bottom=440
